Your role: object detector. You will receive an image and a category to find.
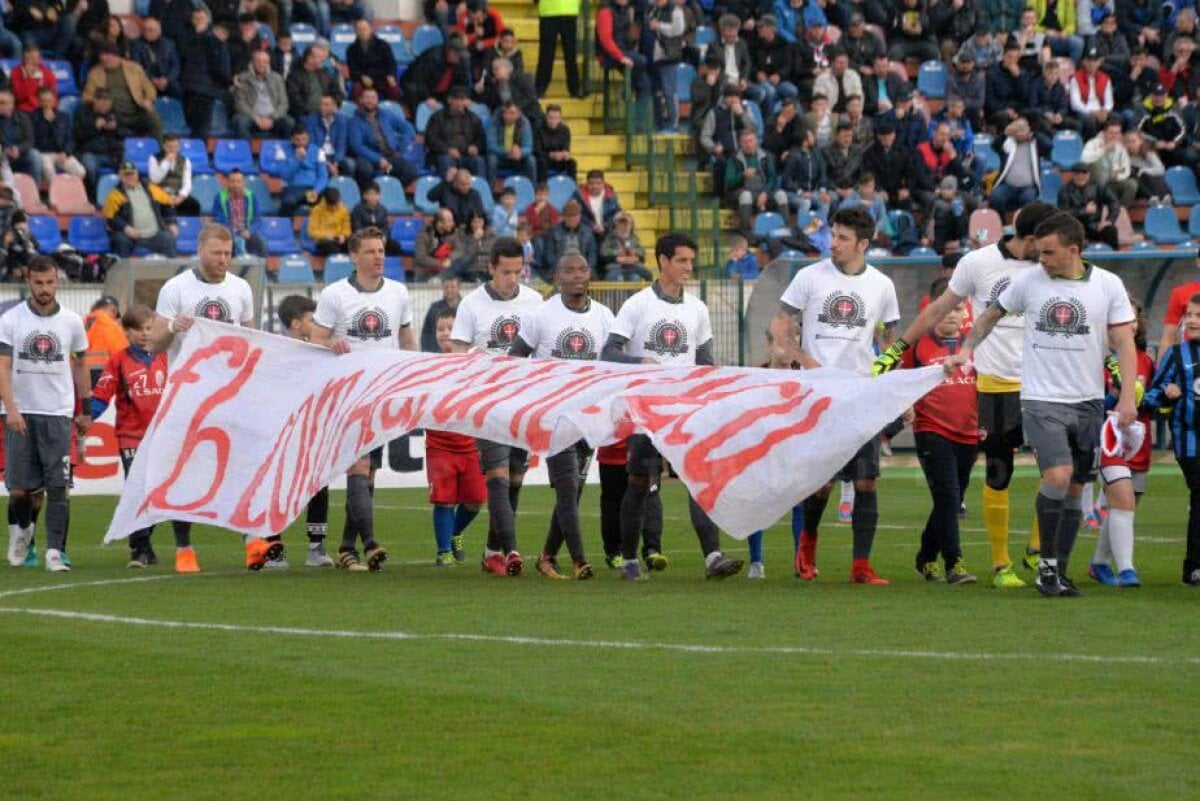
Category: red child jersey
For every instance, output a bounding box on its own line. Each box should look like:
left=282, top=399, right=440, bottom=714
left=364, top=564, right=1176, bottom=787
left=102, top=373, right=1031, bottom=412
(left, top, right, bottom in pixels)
left=425, top=429, right=479, bottom=455
left=901, top=333, right=979, bottom=444
left=918, top=294, right=974, bottom=332
left=1164, top=281, right=1200, bottom=333
left=92, top=348, right=168, bottom=448
left=597, top=440, right=628, bottom=465
left=1102, top=350, right=1155, bottom=473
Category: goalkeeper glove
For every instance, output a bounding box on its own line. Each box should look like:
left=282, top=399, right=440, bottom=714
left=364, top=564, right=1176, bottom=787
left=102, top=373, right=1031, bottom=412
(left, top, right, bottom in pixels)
left=1104, top=353, right=1122, bottom=387
left=1134, top=379, right=1145, bottom=407
left=872, top=339, right=910, bottom=376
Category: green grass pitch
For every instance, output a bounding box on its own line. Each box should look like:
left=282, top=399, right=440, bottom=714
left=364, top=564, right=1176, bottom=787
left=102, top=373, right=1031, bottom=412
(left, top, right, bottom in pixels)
left=1, top=466, right=1198, bottom=800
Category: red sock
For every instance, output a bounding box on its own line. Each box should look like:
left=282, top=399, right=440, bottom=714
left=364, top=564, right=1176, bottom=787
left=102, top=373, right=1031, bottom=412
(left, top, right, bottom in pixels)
left=852, top=557, right=870, bottom=573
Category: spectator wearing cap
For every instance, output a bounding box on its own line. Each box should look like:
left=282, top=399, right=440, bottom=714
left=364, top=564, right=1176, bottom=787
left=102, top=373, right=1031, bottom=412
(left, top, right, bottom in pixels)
left=791, top=15, right=833, bottom=102
left=347, top=18, right=400, bottom=102
left=228, top=12, right=267, bottom=77
left=30, top=86, right=86, bottom=186
left=535, top=104, right=575, bottom=182
left=930, top=0, right=983, bottom=64
left=1058, top=161, right=1119, bottom=249
left=10, top=45, right=57, bottom=114
left=699, top=85, right=759, bottom=195
left=401, top=40, right=471, bottom=109
left=1138, top=83, right=1187, bottom=167
left=232, top=50, right=294, bottom=141
left=425, top=87, right=488, bottom=178
left=104, top=160, right=178, bottom=258
left=986, top=41, right=1031, bottom=129
left=74, top=88, right=123, bottom=200
left=179, top=6, right=232, bottom=139
left=458, top=0, right=506, bottom=56
left=689, top=54, right=724, bottom=135
left=763, top=98, right=804, bottom=163
left=1117, top=0, right=1162, bottom=52
left=1071, top=46, right=1114, bottom=139
left=1082, top=117, right=1137, bottom=207
left=287, top=39, right=344, bottom=120
left=82, top=42, right=163, bottom=141
left=888, top=0, right=939, bottom=65
left=348, top=85, right=419, bottom=185
left=781, top=127, right=831, bottom=219
left=1026, top=59, right=1075, bottom=154
left=862, top=118, right=912, bottom=209
left=212, top=169, right=268, bottom=257
left=131, top=17, right=182, bottom=99
left=1030, top=0, right=1084, bottom=65
left=813, top=50, right=862, bottom=116
left=84, top=296, right=129, bottom=388
left=842, top=13, right=883, bottom=72
left=947, top=52, right=985, bottom=132
left=913, top=120, right=964, bottom=212
left=484, top=100, right=536, bottom=183
left=988, top=116, right=1040, bottom=213
left=956, top=24, right=1001, bottom=71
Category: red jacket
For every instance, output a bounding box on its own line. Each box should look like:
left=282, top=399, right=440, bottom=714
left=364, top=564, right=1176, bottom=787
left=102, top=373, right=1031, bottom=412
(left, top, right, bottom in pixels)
left=1071, top=69, right=1110, bottom=105
left=92, top=347, right=168, bottom=449
left=11, top=62, right=58, bottom=113
left=457, top=7, right=506, bottom=50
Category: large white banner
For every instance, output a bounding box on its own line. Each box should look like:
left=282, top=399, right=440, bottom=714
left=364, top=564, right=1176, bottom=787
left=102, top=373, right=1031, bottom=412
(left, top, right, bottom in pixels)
left=105, top=321, right=943, bottom=542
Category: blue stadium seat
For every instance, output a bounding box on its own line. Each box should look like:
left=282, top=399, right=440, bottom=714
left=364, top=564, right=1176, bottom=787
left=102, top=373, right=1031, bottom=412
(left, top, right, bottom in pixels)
left=96, top=173, right=120, bottom=207
left=181, top=138, right=213, bottom=175
left=383, top=257, right=406, bottom=281
left=675, top=63, right=696, bottom=101
left=405, top=141, right=430, bottom=175
left=471, top=175, right=495, bottom=213
left=48, top=60, right=77, bottom=96
left=209, top=98, right=232, bottom=137
left=329, top=175, right=361, bottom=210
left=1050, top=131, right=1082, bottom=170
left=1083, top=242, right=1114, bottom=253
left=155, top=97, right=189, bottom=136
left=410, top=25, right=443, bottom=58
left=414, top=175, right=440, bottom=213
left=777, top=249, right=805, bottom=260
left=57, top=95, right=80, bottom=122
left=908, top=247, right=939, bottom=258
left=547, top=175, right=576, bottom=211
left=1145, top=205, right=1189, bottom=245
left=469, top=102, right=490, bottom=128
left=259, top=140, right=294, bottom=178
left=744, top=100, right=763, bottom=134
left=298, top=218, right=317, bottom=253
left=68, top=217, right=109, bottom=253
left=1039, top=170, right=1062, bottom=204
left=1166, top=166, right=1200, bottom=206
left=503, top=175, right=534, bottom=210
left=175, top=217, right=202, bottom=254
left=917, top=60, right=947, bottom=99
left=415, top=101, right=441, bottom=134
left=330, top=24, right=356, bottom=62
left=213, top=139, right=255, bottom=174
left=191, top=174, right=222, bottom=211
left=29, top=215, right=61, bottom=252
left=695, top=26, right=716, bottom=48
left=257, top=23, right=276, bottom=47
left=278, top=254, right=315, bottom=283
left=123, top=138, right=158, bottom=175
left=245, top=174, right=278, bottom=214
left=376, top=25, right=407, bottom=63
left=135, top=0, right=151, bottom=15
left=888, top=210, right=916, bottom=242
left=290, top=23, right=318, bottom=55
left=390, top=217, right=424, bottom=255
left=973, top=133, right=1000, bottom=173
left=752, top=212, right=785, bottom=238
left=258, top=217, right=300, bottom=254
left=0, top=59, right=15, bottom=74
left=375, top=175, right=410, bottom=213
left=1188, top=204, right=1200, bottom=239
left=323, top=255, right=354, bottom=282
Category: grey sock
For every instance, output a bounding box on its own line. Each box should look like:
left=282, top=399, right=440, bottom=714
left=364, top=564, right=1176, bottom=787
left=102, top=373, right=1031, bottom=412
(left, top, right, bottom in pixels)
left=1056, top=496, right=1085, bottom=575
left=487, top=476, right=516, bottom=553
left=44, top=487, right=68, bottom=552
left=346, top=474, right=375, bottom=551
left=1035, top=492, right=1064, bottom=560
left=620, top=480, right=650, bottom=561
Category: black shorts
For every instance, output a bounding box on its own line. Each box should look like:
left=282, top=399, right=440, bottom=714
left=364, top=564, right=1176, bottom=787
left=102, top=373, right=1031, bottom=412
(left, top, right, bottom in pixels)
left=476, top=438, right=530, bottom=474
left=978, top=391, right=1023, bottom=456
left=625, top=434, right=663, bottom=486
left=120, top=447, right=138, bottom=476
left=369, top=446, right=384, bottom=471
left=838, top=435, right=881, bottom=483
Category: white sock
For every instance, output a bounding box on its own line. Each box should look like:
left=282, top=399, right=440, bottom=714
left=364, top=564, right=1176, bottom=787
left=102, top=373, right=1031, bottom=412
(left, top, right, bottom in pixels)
left=484, top=547, right=502, bottom=558
left=840, top=481, right=855, bottom=506
left=1095, top=486, right=1107, bottom=511
left=1081, top=483, right=1094, bottom=516
left=705, top=551, right=722, bottom=568
left=1107, top=509, right=1136, bottom=572
left=1093, top=511, right=1113, bottom=565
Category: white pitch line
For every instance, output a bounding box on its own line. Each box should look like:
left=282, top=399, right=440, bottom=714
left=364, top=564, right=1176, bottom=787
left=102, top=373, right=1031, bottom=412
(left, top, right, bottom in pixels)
left=0, top=605, right=1196, bottom=666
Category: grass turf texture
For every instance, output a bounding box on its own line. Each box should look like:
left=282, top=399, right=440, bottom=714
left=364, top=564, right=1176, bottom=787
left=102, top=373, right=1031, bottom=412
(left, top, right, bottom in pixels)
left=1, top=466, right=1197, bottom=800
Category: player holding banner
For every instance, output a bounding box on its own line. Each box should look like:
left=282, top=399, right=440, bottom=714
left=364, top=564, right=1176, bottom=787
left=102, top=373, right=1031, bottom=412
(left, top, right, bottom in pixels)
left=508, top=253, right=612, bottom=580
left=601, top=232, right=744, bottom=581
left=943, top=213, right=1138, bottom=597
left=769, top=207, right=900, bottom=585
left=875, top=201, right=1059, bottom=589
left=309, top=226, right=417, bottom=572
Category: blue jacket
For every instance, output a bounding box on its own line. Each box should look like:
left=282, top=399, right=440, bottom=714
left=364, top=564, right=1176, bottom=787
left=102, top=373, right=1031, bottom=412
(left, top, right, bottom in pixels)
left=485, top=111, right=534, bottom=159
left=1145, top=340, right=1200, bottom=459
left=305, top=112, right=351, bottom=164
left=931, top=112, right=975, bottom=159
left=348, top=107, right=415, bottom=166
left=280, top=145, right=329, bottom=194
left=726, top=252, right=760, bottom=279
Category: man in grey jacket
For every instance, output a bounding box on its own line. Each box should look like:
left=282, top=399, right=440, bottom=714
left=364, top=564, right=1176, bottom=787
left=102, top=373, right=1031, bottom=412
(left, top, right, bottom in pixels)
left=232, top=51, right=294, bottom=140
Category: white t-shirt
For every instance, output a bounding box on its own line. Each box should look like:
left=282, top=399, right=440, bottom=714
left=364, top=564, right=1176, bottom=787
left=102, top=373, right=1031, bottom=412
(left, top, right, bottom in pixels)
left=0, top=301, right=87, bottom=417
left=779, top=258, right=899, bottom=375
left=451, top=283, right=544, bottom=354
left=997, top=263, right=1135, bottom=403
left=948, top=239, right=1035, bottom=382
left=518, top=294, right=615, bottom=360
left=609, top=283, right=713, bottom=366
left=156, top=269, right=256, bottom=328
left=314, top=276, right=412, bottom=351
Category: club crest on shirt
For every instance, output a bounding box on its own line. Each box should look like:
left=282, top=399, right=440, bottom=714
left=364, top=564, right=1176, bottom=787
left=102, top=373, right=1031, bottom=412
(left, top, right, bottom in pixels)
left=987, top=277, right=1011, bottom=305
left=817, top=292, right=867, bottom=328
left=552, top=328, right=597, bottom=359
left=20, top=330, right=64, bottom=363
left=487, top=315, right=522, bottom=350
left=194, top=297, right=233, bottom=323
left=1035, top=297, right=1090, bottom=337
left=645, top=320, right=689, bottom=356
left=348, top=307, right=392, bottom=340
